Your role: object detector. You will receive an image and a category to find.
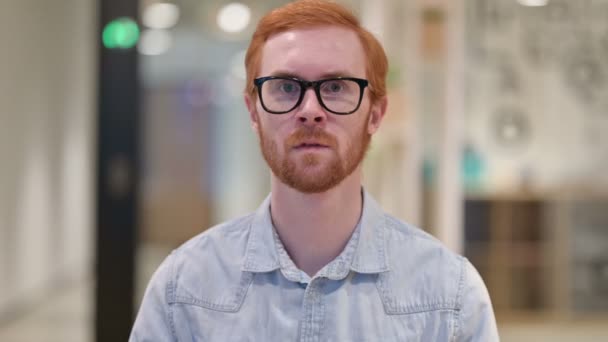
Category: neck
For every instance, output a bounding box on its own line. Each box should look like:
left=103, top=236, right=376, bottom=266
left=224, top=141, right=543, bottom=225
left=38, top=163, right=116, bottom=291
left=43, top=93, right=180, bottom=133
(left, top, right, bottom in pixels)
left=270, top=168, right=363, bottom=277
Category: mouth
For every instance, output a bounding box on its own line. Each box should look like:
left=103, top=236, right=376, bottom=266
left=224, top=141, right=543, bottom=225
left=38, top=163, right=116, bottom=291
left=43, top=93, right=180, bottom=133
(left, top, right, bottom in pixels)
left=293, top=142, right=330, bottom=150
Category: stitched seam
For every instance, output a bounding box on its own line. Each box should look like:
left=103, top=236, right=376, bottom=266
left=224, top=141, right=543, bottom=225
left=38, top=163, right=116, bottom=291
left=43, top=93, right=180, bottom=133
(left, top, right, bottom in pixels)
left=378, top=217, right=388, bottom=270
left=167, top=280, right=177, bottom=340
left=318, top=282, right=326, bottom=342
left=171, top=272, right=254, bottom=313
left=452, top=256, right=467, bottom=342
left=243, top=219, right=257, bottom=270
left=384, top=302, right=459, bottom=314
left=386, top=308, right=458, bottom=315
left=234, top=272, right=254, bottom=311
left=375, top=273, right=391, bottom=314
left=451, top=308, right=460, bottom=342
left=385, top=306, right=458, bottom=315
left=172, top=298, right=239, bottom=312
left=351, top=268, right=388, bottom=273
left=376, top=272, right=458, bottom=314
left=166, top=252, right=178, bottom=341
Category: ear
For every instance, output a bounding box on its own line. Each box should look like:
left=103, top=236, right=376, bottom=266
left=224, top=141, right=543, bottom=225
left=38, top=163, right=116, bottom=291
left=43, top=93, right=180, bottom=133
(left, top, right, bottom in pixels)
left=367, top=96, right=388, bottom=135
left=244, top=93, right=260, bottom=133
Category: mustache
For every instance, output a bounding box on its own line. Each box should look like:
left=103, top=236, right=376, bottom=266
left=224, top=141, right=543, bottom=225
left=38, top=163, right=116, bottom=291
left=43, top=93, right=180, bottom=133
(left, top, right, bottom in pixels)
left=285, top=127, right=338, bottom=148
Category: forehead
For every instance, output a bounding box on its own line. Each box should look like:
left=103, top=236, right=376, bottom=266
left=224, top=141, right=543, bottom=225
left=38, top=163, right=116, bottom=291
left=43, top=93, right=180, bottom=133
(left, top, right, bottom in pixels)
left=259, top=25, right=366, bottom=79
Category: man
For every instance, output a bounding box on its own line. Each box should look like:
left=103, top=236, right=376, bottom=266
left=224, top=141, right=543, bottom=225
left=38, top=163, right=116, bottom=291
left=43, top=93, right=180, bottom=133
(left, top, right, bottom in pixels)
left=130, top=1, right=499, bottom=341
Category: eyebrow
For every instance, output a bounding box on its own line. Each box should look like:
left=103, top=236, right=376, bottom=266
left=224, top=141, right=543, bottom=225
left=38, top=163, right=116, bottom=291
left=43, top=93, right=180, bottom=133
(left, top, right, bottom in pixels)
left=269, top=70, right=357, bottom=80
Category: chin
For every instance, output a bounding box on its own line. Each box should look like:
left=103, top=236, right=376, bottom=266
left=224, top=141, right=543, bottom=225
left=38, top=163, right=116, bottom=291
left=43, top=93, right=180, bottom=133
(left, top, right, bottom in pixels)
left=287, top=181, right=338, bottom=194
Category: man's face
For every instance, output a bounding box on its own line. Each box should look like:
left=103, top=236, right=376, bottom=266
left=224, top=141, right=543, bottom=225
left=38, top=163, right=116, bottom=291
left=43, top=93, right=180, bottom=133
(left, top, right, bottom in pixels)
left=246, top=26, right=384, bottom=193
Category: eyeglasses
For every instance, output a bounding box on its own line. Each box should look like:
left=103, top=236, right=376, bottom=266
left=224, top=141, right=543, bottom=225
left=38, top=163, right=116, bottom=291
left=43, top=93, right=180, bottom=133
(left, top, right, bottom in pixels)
left=253, top=76, right=369, bottom=115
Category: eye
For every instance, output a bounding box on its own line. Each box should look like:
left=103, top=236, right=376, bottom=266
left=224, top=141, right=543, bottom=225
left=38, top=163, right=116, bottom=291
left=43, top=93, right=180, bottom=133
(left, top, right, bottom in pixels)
left=279, top=81, right=299, bottom=94
left=321, top=80, right=346, bottom=94
left=329, top=82, right=342, bottom=93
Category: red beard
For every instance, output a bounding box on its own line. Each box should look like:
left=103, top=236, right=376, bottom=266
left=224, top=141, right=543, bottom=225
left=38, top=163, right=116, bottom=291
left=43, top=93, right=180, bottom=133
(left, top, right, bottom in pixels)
left=258, top=116, right=371, bottom=193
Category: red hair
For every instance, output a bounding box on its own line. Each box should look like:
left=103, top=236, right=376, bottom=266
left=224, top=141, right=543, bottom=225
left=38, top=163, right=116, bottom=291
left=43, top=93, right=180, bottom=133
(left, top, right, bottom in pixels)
left=244, top=0, right=388, bottom=104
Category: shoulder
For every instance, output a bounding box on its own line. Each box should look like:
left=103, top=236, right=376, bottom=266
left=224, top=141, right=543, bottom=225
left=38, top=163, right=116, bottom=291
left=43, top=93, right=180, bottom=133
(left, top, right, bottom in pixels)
left=174, top=213, right=255, bottom=263
left=156, top=213, right=256, bottom=309
left=383, top=213, right=465, bottom=271
left=381, top=215, right=498, bottom=338
left=376, top=214, right=468, bottom=313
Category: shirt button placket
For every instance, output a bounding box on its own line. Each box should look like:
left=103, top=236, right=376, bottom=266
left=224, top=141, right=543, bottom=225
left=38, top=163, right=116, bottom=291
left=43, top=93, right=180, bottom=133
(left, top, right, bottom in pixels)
left=298, top=278, right=325, bottom=342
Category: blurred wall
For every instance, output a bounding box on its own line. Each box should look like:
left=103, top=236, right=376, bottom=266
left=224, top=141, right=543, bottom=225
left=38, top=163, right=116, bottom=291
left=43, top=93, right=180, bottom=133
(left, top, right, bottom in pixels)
left=0, top=0, right=95, bottom=319
left=463, top=0, right=608, bottom=194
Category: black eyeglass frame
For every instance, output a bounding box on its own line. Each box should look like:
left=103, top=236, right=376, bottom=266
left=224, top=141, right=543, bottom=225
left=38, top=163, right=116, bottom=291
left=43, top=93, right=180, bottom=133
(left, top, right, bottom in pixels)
left=253, top=76, right=369, bottom=115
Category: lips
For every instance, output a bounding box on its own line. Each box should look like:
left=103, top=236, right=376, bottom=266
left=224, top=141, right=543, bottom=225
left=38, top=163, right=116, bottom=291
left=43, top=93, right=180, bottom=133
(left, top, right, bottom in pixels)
left=286, top=129, right=336, bottom=150
left=294, top=141, right=330, bottom=150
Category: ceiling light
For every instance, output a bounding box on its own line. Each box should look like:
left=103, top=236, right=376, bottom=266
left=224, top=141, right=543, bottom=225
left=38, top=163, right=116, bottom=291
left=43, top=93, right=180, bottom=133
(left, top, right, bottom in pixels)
left=217, top=3, right=251, bottom=33
left=517, top=0, right=550, bottom=7
left=143, top=3, right=180, bottom=29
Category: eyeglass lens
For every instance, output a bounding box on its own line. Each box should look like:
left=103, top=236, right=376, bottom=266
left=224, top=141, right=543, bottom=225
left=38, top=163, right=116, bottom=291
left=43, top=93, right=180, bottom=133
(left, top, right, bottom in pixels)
left=260, top=78, right=360, bottom=114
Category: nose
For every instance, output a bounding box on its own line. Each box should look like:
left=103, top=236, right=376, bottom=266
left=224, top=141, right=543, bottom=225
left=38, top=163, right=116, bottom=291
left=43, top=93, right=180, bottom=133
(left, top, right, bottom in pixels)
left=295, top=88, right=327, bottom=124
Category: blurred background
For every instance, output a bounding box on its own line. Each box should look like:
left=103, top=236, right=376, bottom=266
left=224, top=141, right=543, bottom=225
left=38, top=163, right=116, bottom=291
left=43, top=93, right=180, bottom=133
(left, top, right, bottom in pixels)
left=1, top=0, right=608, bottom=340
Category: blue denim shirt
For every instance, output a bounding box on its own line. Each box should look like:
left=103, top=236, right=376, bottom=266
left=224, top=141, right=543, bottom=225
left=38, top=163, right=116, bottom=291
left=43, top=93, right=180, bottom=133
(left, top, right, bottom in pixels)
left=130, top=191, right=499, bottom=341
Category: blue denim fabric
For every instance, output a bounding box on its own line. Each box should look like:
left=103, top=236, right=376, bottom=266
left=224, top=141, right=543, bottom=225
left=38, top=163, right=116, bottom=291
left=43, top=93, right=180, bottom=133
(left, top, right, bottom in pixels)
left=130, top=191, right=499, bottom=341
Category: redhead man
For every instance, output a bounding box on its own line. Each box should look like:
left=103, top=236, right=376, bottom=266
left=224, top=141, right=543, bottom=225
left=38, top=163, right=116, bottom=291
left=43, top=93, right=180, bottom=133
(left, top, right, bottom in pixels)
left=130, top=1, right=499, bottom=341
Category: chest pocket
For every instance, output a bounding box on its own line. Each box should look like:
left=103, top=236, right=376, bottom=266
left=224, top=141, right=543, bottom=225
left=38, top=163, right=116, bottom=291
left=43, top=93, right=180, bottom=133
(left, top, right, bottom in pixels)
left=374, top=272, right=459, bottom=342
left=167, top=272, right=257, bottom=342
left=170, top=271, right=253, bottom=312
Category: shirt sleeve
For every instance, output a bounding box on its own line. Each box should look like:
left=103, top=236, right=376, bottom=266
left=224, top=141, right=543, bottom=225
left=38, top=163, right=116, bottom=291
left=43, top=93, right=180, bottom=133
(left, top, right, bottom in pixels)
left=129, top=252, right=177, bottom=342
left=455, top=258, right=500, bottom=342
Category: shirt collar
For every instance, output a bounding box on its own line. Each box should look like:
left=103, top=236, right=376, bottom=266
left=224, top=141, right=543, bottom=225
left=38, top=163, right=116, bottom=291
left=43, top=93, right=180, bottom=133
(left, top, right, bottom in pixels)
left=242, top=189, right=390, bottom=276
left=349, top=190, right=390, bottom=274
left=242, top=195, right=281, bottom=273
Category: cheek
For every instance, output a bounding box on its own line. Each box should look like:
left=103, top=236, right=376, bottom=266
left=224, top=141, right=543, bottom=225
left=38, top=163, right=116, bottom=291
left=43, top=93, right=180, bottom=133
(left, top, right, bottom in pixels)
left=259, top=121, right=287, bottom=151
left=334, top=130, right=355, bottom=154
left=340, top=119, right=368, bottom=152
left=347, top=115, right=368, bottom=138
left=257, top=102, right=294, bottom=127
left=259, top=115, right=294, bottom=140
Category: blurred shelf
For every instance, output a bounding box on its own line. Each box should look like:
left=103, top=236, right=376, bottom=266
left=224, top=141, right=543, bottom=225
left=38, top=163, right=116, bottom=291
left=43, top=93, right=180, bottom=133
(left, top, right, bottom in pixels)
left=464, top=195, right=608, bottom=319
